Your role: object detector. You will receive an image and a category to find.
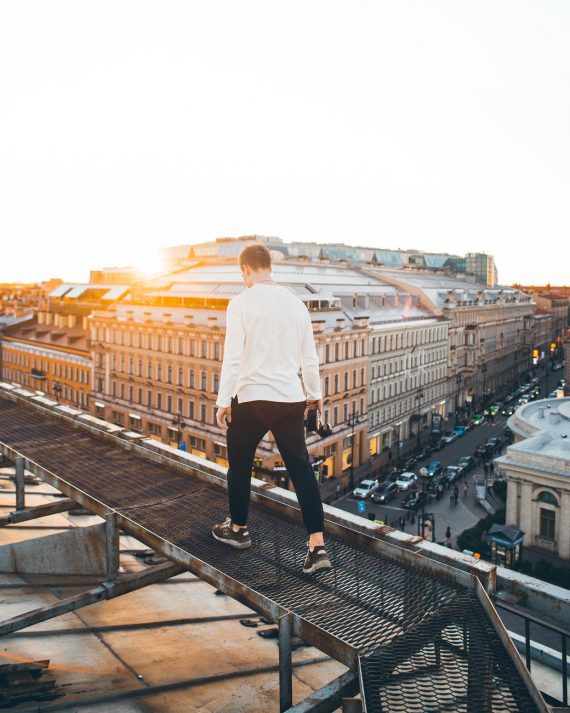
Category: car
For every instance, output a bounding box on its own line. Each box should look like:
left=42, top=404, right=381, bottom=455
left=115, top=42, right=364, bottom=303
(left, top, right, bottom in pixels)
left=395, top=471, right=417, bottom=491
left=474, top=443, right=490, bottom=458
left=426, top=460, right=443, bottom=477
left=431, top=437, right=447, bottom=451
left=403, top=457, right=418, bottom=471
left=519, top=395, right=530, bottom=404
left=352, top=479, right=378, bottom=499
left=417, top=445, right=433, bottom=461
left=453, top=425, right=468, bottom=437
left=458, top=455, right=476, bottom=472
left=371, top=482, right=399, bottom=504
left=471, top=412, right=485, bottom=426
left=501, top=404, right=515, bottom=416
left=445, top=465, right=462, bottom=483
left=488, top=403, right=501, bottom=415
left=486, top=437, right=502, bottom=452
left=402, top=490, right=429, bottom=511
left=426, top=474, right=448, bottom=494
left=441, top=431, right=458, bottom=444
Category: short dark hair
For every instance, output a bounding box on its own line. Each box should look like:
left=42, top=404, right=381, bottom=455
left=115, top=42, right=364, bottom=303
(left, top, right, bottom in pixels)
left=239, top=243, right=272, bottom=271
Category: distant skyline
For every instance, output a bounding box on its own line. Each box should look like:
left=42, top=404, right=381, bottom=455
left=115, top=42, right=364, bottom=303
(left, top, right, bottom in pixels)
left=1, top=1, right=569, bottom=285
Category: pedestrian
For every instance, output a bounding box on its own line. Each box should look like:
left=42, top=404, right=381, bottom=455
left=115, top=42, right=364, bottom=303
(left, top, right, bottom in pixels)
left=453, top=485, right=459, bottom=504
left=445, top=526, right=451, bottom=540
left=213, top=243, right=331, bottom=574
left=484, top=462, right=489, bottom=477
left=489, top=461, right=495, bottom=475
left=463, top=482, right=468, bottom=498
left=335, top=483, right=341, bottom=500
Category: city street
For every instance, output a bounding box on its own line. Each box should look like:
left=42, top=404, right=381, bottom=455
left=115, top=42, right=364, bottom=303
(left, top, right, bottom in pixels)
left=326, top=367, right=563, bottom=543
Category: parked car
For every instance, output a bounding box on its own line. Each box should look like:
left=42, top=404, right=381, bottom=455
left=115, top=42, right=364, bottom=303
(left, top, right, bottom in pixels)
left=441, top=431, right=458, bottom=444
left=426, top=474, right=448, bottom=494
left=353, top=479, right=378, bottom=499
left=445, top=465, right=465, bottom=483
left=474, top=443, right=490, bottom=458
left=453, top=425, right=468, bottom=437
left=501, top=404, right=515, bottom=416
left=458, top=455, right=476, bottom=472
left=426, top=460, right=443, bottom=477
left=432, top=437, right=446, bottom=452
left=471, top=412, right=486, bottom=426
left=371, top=481, right=399, bottom=504
left=417, top=445, right=433, bottom=460
left=488, top=403, right=501, bottom=415
left=402, top=490, right=429, bottom=511
left=403, top=456, right=418, bottom=471
left=486, top=437, right=502, bottom=452
left=395, top=471, right=418, bottom=491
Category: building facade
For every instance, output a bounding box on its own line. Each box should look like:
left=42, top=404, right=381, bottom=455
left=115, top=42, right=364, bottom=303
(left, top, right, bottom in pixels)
left=497, top=398, right=570, bottom=560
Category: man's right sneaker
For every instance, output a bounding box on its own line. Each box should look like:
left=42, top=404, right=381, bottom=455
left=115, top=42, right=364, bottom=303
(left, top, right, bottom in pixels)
left=212, top=517, right=252, bottom=549
left=303, top=544, right=332, bottom=573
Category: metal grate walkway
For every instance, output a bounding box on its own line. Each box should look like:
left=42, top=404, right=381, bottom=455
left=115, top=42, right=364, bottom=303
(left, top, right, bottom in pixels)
left=0, top=393, right=545, bottom=712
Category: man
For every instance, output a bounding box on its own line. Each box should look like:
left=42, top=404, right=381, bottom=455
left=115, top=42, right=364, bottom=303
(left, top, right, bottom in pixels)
left=211, top=244, right=332, bottom=574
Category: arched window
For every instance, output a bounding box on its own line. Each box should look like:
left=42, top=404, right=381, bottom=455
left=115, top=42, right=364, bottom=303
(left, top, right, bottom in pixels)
left=537, top=491, right=558, bottom=506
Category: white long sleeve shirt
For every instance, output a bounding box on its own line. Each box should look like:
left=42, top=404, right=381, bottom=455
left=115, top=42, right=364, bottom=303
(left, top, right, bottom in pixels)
left=216, top=283, right=322, bottom=408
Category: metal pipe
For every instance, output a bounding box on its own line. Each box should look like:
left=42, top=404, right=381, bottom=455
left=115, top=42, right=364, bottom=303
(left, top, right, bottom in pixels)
left=105, top=512, right=120, bottom=581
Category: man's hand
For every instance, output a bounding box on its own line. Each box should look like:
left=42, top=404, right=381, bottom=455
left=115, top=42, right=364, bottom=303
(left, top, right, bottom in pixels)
left=216, top=406, right=232, bottom=431
left=305, top=398, right=323, bottom=418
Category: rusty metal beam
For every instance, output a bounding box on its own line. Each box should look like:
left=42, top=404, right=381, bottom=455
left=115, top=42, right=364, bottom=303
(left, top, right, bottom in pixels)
left=0, top=561, right=182, bottom=638
left=15, top=456, right=25, bottom=511
left=474, top=578, right=550, bottom=713
left=105, top=513, right=119, bottom=581
left=279, top=613, right=293, bottom=712
left=0, top=498, right=76, bottom=525
left=284, top=669, right=359, bottom=713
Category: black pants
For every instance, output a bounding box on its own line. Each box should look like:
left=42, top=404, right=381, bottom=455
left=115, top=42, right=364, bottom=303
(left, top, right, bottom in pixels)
left=226, top=398, right=324, bottom=534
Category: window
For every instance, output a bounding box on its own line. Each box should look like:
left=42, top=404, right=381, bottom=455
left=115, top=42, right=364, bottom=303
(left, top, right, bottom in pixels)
left=214, top=342, right=221, bottom=360
left=189, top=369, right=195, bottom=388
left=539, top=508, right=555, bottom=540
left=157, top=363, right=162, bottom=381
left=156, top=393, right=162, bottom=410
left=200, top=404, right=206, bottom=422
left=202, top=341, right=208, bottom=358
left=201, top=371, right=207, bottom=390
left=188, top=401, right=195, bottom=419
left=324, top=376, right=329, bottom=396
left=344, top=372, right=349, bottom=391
left=178, top=367, right=184, bottom=385
left=167, top=394, right=173, bottom=413
left=334, top=374, right=339, bottom=393
left=537, top=491, right=558, bottom=506
left=167, top=365, right=172, bottom=383
left=213, top=373, right=219, bottom=392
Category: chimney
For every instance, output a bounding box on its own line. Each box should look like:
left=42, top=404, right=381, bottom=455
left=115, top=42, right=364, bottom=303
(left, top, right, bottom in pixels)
left=312, top=320, right=326, bottom=334
left=335, top=317, right=345, bottom=331
left=354, top=315, right=369, bottom=329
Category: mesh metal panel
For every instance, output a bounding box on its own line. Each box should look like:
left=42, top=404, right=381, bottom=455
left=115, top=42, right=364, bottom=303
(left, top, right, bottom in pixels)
left=0, top=397, right=542, bottom=712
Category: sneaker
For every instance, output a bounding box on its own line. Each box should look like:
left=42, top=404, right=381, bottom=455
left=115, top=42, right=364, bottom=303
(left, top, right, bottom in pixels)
left=212, top=517, right=252, bottom=549
left=303, top=543, right=332, bottom=573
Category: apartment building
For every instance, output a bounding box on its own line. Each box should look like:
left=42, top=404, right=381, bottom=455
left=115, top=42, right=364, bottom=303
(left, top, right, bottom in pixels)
left=362, top=269, right=535, bottom=418
left=90, top=262, right=371, bottom=487
left=0, top=281, right=131, bottom=409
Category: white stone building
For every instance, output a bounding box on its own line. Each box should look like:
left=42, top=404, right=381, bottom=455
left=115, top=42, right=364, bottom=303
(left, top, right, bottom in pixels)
left=497, top=397, right=570, bottom=560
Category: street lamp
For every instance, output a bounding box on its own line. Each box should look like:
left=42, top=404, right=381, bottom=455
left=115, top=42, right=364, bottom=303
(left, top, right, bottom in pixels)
left=415, top=389, right=424, bottom=450
left=171, top=414, right=186, bottom=448
left=347, top=404, right=360, bottom=490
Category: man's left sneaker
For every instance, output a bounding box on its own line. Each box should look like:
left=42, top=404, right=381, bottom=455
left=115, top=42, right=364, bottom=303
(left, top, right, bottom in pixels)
left=303, top=544, right=332, bottom=573
left=212, top=517, right=252, bottom=549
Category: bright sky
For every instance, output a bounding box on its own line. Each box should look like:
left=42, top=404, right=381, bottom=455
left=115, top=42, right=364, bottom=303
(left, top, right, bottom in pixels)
left=1, top=1, right=569, bottom=286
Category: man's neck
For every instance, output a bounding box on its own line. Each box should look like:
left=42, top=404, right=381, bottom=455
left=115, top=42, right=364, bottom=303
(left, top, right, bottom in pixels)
left=247, top=271, right=275, bottom=287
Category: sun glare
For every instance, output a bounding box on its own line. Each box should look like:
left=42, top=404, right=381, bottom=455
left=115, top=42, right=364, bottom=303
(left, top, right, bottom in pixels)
left=132, top=251, right=166, bottom=278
